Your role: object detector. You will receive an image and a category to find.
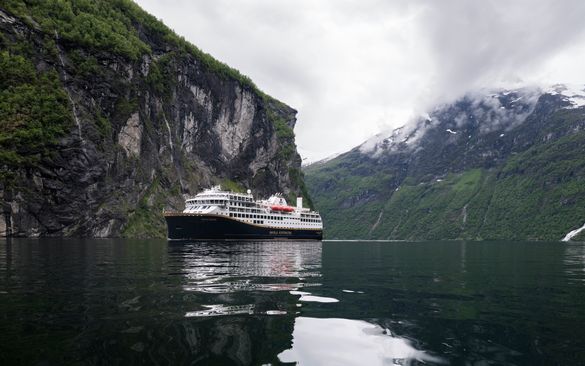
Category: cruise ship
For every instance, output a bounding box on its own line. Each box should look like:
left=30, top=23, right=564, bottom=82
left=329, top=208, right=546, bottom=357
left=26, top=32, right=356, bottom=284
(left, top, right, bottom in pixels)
left=164, top=186, right=323, bottom=241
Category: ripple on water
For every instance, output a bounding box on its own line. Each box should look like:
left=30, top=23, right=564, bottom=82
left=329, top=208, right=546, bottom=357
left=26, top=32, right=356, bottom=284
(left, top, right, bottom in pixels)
left=184, top=281, right=312, bottom=294
left=185, top=304, right=289, bottom=317
left=342, top=289, right=365, bottom=294
left=290, top=290, right=339, bottom=303
left=185, top=304, right=255, bottom=317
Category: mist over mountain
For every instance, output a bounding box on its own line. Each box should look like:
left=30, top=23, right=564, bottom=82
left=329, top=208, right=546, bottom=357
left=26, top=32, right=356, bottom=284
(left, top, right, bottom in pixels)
left=305, top=84, right=585, bottom=241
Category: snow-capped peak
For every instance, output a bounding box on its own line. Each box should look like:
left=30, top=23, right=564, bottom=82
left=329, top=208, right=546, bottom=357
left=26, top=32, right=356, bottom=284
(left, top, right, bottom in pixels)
left=357, top=84, right=584, bottom=159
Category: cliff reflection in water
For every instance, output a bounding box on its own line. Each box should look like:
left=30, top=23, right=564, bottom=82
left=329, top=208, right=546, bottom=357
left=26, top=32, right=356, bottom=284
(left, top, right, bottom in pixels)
left=0, top=239, right=324, bottom=365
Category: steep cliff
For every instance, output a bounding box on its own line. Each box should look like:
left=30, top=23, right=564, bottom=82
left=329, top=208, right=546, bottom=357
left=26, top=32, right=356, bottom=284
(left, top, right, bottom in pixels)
left=306, top=86, right=585, bottom=241
left=0, top=1, right=310, bottom=238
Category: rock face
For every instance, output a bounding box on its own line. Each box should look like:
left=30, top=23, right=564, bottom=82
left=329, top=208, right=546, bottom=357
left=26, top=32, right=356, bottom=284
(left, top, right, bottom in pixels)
left=0, top=3, right=310, bottom=238
left=305, top=86, right=585, bottom=241
left=118, top=113, right=142, bottom=158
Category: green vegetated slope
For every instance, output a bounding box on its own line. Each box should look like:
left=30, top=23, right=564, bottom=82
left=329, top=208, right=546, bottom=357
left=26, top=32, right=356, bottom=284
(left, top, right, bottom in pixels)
left=306, top=92, right=585, bottom=241
left=0, top=0, right=310, bottom=238
left=1, top=0, right=256, bottom=83
left=0, top=50, right=72, bottom=172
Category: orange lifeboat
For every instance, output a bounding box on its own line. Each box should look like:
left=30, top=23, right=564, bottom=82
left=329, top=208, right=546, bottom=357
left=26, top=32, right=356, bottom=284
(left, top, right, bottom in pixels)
left=271, top=205, right=294, bottom=212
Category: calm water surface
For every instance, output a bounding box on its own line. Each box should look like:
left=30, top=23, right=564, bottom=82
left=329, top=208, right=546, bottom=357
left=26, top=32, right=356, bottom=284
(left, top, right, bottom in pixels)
left=1, top=239, right=585, bottom=365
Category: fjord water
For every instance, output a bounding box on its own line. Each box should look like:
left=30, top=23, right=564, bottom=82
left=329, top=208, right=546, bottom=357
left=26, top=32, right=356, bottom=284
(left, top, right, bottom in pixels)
left=1, top=240, right=585, bottom=365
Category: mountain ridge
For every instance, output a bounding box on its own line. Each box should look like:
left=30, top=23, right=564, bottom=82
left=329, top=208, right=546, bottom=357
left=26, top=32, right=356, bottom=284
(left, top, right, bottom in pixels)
left=305, top=85, right=585, bottom=241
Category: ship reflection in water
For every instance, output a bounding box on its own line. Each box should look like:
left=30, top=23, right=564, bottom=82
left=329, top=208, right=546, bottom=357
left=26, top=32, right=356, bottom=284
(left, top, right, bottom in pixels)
left=168, top=241, right=439, bottom=365
left=173, top=240, right=322, bottom=295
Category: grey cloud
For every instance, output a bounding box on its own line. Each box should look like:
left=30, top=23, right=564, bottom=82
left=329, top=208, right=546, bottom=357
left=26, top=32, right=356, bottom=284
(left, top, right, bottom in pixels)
left=419, top=0, right=585, bottom=107
left=135, top=0, right=585, bottom=162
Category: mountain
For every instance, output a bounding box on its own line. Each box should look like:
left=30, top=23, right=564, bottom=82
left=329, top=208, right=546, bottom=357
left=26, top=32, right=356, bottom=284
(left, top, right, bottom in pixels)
left=0, top=1, right=311, bottom=238
left=305, top=85, right=585, bottom=241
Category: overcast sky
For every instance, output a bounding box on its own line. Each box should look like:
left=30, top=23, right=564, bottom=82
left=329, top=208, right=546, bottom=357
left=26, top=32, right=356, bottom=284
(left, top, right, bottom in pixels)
left=135, top=0, right=585, bottom=162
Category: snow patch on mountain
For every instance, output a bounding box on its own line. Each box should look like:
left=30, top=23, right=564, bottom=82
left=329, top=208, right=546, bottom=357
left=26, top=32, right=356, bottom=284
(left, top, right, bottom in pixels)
left=359, top=118, right=429, bottom=157
left=466, top=87, right=541, bottom=134
left=546, top=84, right=585, bottom=108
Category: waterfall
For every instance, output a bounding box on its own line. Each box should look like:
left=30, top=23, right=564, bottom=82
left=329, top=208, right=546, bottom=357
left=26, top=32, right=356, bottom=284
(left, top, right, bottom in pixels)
left=562, top=222, right=585, bottom=242
left=163, top=115, right=174, bottom=163
left=54, top=30, right=85, bottom=145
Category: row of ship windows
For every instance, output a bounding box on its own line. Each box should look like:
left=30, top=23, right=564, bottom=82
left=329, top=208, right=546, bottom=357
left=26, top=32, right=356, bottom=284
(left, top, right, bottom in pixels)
left=231, top=202, right=253, bottom=207
left=197, top=195, right=252, bottom=202
left=229, top=195, right=253, bottom=202
left=187, top=205, right=210, bottom=210
left=231, top=213, right=283, bottom=220
left=191, top=200, right=226, bottom=205
left=230, top=207, right=269, bottom=213
left=188, top=204, right=257, bottom=212
left=190, top=200, right=254, bottom=207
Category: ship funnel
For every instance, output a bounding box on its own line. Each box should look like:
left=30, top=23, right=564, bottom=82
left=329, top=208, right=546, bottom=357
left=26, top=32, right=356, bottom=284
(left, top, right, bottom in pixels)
left=297, top=197, right=303, bottom=209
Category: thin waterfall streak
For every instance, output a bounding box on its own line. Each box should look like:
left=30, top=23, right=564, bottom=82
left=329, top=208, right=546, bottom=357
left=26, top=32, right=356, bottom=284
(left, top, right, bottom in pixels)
left=164, top=115, right=174, bottom=163
left=54, top=29, right=85, bottom=145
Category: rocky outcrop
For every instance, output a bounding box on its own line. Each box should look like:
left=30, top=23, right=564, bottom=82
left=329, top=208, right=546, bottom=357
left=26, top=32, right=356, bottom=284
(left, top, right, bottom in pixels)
left=118, top=113, right=143, bottom=158
left=0, top=4, right=309, bottom=238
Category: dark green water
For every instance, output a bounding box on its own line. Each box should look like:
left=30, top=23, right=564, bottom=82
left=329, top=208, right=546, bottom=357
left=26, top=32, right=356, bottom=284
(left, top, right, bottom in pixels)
left=1, top=239, right=585, bottom=365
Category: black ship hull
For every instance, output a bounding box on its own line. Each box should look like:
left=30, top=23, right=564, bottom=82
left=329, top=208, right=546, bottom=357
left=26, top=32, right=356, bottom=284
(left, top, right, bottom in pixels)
left=164, top=214, right=323, bottom=241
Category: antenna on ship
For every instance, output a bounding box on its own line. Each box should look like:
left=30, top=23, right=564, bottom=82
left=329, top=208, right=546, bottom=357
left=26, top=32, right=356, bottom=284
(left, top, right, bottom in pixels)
left=247, top=189, right=251, bottom=195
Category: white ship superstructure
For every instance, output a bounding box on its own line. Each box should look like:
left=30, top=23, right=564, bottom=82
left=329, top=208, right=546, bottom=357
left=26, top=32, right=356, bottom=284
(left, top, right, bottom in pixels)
left=182, top=186, right=323, bottom=230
